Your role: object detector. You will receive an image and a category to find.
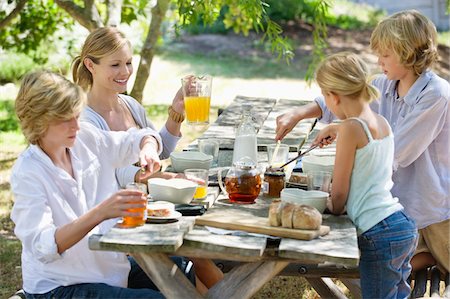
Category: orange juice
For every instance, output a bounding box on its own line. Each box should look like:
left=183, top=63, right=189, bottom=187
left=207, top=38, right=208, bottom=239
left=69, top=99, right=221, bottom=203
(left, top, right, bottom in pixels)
left=193, top=185, right=208, bottom=199
left=185, top=96, right=210, bottom=124
left=121, top=206, right=146, bottom=228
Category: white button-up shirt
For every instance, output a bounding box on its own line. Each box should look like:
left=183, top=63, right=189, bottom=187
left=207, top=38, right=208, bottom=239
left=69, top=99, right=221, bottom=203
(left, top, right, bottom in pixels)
left=10, top=122, right=162, bottom=294
left=316, top=70, right=450, bottom=229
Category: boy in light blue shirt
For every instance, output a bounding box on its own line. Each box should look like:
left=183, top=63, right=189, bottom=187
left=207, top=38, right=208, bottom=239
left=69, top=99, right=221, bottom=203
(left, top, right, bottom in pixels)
left=276, top=10, right=450, bottom=277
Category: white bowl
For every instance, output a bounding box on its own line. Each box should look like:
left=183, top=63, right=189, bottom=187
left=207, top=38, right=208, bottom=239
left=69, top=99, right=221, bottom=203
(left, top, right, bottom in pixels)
left=170, top=151, right=213, bottom=173
left=302, top=154, right=335, bottom=175
left=148, top=178, right=197, bottom=204
left=280, top=188, right=329, bottom=213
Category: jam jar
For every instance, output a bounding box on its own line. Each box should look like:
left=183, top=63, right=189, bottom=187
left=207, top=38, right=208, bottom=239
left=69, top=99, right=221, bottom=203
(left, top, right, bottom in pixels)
left=263, top=167, right=285, bottom=198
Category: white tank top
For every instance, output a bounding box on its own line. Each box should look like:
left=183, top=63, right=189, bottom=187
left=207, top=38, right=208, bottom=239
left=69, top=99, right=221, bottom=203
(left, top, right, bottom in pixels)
left=345, top=117, right=403, bottom=235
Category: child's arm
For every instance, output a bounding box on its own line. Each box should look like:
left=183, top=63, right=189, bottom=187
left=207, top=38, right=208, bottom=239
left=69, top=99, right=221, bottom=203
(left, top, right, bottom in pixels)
left=313, top=123, right=339, bottom=147
left=328, top=121, right=359, bottom=215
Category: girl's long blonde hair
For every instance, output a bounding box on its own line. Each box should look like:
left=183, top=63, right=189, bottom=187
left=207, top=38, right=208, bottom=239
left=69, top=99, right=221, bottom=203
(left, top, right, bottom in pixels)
left=315, top=52, right=379, bottom=102
left=72, top=27, right=130, bottom=90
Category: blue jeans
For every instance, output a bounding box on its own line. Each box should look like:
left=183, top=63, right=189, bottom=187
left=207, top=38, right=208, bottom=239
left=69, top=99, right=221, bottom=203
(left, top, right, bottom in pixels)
left=25, top=256, right=195, bottom=299
left=358, top=210, right=418, bottom=299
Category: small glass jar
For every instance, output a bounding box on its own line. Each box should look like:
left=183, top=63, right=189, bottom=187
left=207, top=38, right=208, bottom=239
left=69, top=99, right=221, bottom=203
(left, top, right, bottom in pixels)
left=263, top=167, right=286, bottom=198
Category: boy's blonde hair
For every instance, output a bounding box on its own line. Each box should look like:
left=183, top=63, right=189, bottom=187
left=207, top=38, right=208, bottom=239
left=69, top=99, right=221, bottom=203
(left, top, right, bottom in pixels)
left=316, top=52, right=379, bottom=102
left=15, top=71, right=86, bottom=145
left=72, top=27, right=130, bottom=90
left=370, top=10, right=438, bottom=75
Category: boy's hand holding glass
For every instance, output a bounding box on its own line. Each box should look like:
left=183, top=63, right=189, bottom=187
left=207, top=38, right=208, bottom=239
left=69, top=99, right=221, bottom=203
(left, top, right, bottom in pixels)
left=119, top=183, right=148, bottom=228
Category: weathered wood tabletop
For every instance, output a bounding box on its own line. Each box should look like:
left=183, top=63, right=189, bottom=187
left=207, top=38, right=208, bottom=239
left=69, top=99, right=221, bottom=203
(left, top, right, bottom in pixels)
left=89, top=97, right=359, bottom=299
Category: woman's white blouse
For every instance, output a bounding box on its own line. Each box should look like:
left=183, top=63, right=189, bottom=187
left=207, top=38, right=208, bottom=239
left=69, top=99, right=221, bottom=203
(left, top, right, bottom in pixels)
left=10, top=122, right=162, bottom=294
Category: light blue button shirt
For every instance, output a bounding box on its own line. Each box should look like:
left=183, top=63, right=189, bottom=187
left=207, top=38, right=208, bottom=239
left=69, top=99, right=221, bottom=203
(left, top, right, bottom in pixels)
left=315, top=70, right=450, bottom=229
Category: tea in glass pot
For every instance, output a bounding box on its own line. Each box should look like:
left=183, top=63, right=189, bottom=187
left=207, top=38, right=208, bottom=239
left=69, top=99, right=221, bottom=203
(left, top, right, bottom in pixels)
left=218, top=157, right=262, bottom=204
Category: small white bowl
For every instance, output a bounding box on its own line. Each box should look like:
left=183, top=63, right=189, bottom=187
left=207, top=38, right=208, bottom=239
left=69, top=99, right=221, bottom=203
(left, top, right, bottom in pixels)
left=148, top=178, right=197, bottom=204
left=170, top=151, right=213, bottom=173
left=302, top=155, right=335, bottom=174
left=280, top=188, right=329, bottom=213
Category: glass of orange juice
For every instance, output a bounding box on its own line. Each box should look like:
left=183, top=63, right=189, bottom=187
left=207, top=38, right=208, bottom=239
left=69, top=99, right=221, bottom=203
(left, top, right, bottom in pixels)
left=181, top=75, right=212, bottom=125
left=120, top=182, right=147, bottom=228
left=184, top=169, right=209, bottom=200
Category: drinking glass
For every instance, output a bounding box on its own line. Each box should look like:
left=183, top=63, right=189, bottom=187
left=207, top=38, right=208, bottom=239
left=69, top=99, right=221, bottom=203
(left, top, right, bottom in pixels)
left=184, top=169, right=209, bottom=200
left=120, top=182, right=147, bottom=228
left=181, top=75, right=212, bottom=125
left=198, top=139, right=219, bottom=167
left=307, top=171, right=332, bottom=193
left=267, top=143, right=289, bottom=168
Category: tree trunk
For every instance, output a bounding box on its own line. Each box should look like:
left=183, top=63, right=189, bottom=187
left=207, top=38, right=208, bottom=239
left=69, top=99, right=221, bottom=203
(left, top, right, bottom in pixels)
left=130, top=0, right=170, bottom=103
left=106, top=0, right=123, bottom=27
left=0, top=0, right=27, bottom=30
left=55, top=0, right=103, bottom=31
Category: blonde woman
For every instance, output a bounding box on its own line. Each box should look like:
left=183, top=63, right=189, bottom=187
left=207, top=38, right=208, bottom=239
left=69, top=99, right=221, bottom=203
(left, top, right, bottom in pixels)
left=312, top=52, right=417, bottom=298
left=9, top=71, right=199, bottom=298
left=72, top=27, right=185, bottom=187
left=72, top=27, right=224, bottom=294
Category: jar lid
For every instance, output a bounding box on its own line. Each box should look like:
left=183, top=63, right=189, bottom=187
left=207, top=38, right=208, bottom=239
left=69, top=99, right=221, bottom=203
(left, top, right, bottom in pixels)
left=264, top=169, right=285, bottom=177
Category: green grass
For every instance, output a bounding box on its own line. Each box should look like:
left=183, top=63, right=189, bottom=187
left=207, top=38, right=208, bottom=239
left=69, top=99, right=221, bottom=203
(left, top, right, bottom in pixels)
left=159, top=50, right=310, bottom=80
left=438, top=31, right=450, bottom=47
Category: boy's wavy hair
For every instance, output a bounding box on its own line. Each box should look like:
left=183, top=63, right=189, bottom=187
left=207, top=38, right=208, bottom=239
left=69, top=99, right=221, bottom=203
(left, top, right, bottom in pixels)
left=370, top=10, right=438, bottom=75
left=15, top=71, right=86, bottom=145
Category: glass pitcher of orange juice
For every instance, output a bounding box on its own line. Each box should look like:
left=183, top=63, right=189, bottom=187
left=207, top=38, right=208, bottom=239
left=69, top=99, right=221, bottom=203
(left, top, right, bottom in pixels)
left=181, top=75, right=212, bottom=125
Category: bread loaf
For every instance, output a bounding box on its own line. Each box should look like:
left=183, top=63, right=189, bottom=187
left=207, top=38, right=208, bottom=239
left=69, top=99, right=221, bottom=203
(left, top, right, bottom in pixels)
left=268, top=201, right=322, bottom=230
left=281, top=202, right=296, bottom=228
left=292, top=204, right=322, bottom=230
left=268, top=200, right=284, bottom=226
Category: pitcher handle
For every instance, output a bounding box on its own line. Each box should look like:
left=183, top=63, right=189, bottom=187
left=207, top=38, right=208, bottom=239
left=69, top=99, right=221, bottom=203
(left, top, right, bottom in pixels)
left=217, top=167, right=230, bottom=197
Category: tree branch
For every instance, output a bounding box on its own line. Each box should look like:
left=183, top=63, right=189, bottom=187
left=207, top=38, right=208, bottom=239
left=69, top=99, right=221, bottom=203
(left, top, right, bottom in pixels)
left=55, top=0, right=103, bottom=31
left=130, top=0, right=170, bottom=102
left=0, top=0, right=27, bottom=30
left=106, top=0, right=123, bottom=27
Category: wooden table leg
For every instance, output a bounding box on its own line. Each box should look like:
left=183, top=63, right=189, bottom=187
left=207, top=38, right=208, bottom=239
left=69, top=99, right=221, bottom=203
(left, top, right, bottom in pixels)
left=132, top=252, right=203, bottom=299
left=206, top=261, right=289, bottom=299
left=305, top=277, right=348, bottom=299
left=340, top=278, right=361, bottom=299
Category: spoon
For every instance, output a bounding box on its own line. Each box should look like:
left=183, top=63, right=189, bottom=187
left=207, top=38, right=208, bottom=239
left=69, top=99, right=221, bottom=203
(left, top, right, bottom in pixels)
left=278, top=143, right=320, bottom=169
left=269, top=140, right=281, bottom=168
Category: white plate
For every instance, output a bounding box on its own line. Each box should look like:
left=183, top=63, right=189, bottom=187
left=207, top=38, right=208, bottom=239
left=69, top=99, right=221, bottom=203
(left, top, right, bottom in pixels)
left=146, top=211, right=182, bottom=223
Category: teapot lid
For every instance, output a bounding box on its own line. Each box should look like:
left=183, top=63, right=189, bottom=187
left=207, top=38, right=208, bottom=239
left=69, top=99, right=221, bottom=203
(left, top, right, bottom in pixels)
left=233, top=156, right=257, bottom=169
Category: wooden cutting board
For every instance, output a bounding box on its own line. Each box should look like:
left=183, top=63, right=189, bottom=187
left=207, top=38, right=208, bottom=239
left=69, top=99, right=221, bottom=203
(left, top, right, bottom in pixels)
left=195, top=210, right=330, bottom=240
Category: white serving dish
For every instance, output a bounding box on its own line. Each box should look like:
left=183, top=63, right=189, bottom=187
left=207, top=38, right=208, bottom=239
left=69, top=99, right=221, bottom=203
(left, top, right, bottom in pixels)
left=302, top=154, right=335, bottom=175
left=148, top=178, right=197, bottom=204
left=280, top=188, right=329, bottom=213
left=170, top=151, right=213, bottom=173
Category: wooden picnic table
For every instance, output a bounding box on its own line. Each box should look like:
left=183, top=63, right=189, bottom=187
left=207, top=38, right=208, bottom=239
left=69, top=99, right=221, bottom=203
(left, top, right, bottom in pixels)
left=89, top=96, right=359, bottom=298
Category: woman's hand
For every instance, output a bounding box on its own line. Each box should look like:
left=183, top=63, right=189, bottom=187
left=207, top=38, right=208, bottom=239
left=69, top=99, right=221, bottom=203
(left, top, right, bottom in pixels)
left=135, top=170, right=186, bottom=183
left=171, top=86, right=185, bottom=115
left=313, top=124, right=339, bottom=147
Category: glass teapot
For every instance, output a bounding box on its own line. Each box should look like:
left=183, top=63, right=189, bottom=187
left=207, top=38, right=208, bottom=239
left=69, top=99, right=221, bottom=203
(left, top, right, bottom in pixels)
left=218, top=157, right=262, bottom=204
